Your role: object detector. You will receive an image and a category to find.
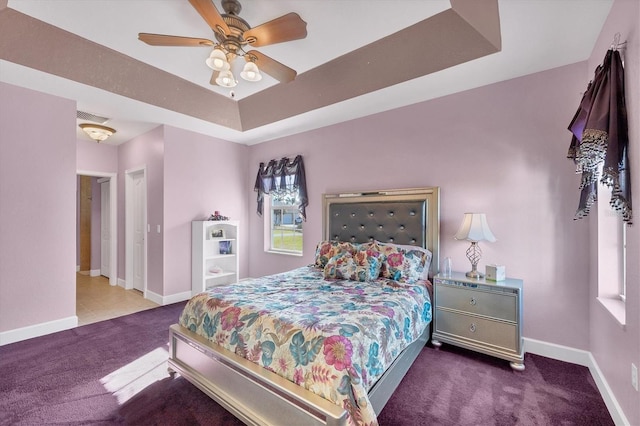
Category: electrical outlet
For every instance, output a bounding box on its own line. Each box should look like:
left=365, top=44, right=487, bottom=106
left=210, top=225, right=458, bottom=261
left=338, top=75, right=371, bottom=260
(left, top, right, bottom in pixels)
left=632, top=363, right=638, bottom=392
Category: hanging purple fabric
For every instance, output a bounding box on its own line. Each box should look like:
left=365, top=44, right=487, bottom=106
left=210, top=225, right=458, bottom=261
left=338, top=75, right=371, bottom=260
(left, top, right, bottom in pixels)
left=253, top=155, right=308, bottom=220
left=567, top=48, right=632, bottom=224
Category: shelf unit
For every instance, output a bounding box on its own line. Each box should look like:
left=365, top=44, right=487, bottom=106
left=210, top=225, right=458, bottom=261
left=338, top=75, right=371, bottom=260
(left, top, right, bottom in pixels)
left=192, top=220, right=239, bottom=296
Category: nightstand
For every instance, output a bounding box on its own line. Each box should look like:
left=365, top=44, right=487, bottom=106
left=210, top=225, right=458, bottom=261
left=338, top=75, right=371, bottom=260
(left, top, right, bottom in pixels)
left=431, top=271, right=525, bottom=371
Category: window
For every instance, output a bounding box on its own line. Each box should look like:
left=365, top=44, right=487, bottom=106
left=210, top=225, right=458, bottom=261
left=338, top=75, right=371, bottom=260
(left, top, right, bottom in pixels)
left=268, top=195, right=303, bottom=254
left=254, top=155, right=308, bottom=256
left=620, top=222, right=627, bottom=301
left=597, top=169, right=627, bottom=300
left=596, top=175, right=627, bottom=324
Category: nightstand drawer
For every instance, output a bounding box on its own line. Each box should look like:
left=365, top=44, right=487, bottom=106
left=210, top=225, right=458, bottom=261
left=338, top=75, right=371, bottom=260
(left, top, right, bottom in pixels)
left=435, top=309, right=518, bottom=352
left=436, top=284, right=516, bottom=322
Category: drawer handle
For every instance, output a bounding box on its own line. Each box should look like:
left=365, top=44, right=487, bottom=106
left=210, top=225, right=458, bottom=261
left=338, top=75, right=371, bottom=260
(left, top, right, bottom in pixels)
left=469, top=323, right=476, bottom=333
left=469, top=297, right=477, bottom=306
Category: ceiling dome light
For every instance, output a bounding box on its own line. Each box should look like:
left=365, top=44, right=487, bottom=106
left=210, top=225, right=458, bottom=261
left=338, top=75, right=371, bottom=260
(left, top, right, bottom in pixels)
left=79, top=123, right=116, bottom=143
left=240, top=61, right=262, bottom=82
left=215, top=70, right=237, bottom=88
left=206, top=48, right=229, bottom=71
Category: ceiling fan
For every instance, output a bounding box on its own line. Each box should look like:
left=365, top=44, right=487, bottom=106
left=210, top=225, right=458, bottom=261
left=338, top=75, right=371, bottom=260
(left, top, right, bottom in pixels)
left=138, top=0, right=307, bottom=88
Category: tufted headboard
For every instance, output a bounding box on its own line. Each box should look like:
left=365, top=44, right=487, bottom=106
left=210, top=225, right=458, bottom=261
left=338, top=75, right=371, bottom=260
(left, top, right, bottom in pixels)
left=322, top=187, right=440, bottom=279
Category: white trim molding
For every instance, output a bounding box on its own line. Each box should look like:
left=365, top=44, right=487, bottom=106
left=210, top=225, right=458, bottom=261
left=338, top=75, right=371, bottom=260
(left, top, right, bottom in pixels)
left=0, top=316, right=78, bottom=346
left=145, top=289, right=192, bottom=306
left=524, top=338, right=629, bottom=426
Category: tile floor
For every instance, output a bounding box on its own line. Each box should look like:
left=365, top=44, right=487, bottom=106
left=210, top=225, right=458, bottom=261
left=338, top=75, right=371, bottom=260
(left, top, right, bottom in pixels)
left=76, top=273, right=159, bottom=326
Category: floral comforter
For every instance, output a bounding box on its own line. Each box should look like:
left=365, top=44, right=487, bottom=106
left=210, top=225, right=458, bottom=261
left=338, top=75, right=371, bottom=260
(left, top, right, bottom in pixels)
left=179, top=266, right=432, bottom=426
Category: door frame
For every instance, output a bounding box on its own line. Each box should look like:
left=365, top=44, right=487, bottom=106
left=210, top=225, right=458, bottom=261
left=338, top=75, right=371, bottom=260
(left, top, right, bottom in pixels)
left=125, top=166, right=147, bottom=294
left=76, top=170, right=117, bottom=286
left=98, top=177, right=110, bottom=278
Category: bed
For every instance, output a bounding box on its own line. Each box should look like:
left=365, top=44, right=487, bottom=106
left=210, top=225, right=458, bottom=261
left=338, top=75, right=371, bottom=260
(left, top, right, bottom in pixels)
left=168, top=187, right=440, bottom=426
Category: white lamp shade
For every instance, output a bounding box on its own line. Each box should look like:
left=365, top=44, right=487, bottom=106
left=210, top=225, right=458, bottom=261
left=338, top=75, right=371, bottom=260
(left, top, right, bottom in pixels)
left=206, top=49, right=229, bottom=71
left=215, top=70, right=237, bottom=88
left=454, top=213, right=496, bottom=242
left=240, top=62, right=262, bottom=82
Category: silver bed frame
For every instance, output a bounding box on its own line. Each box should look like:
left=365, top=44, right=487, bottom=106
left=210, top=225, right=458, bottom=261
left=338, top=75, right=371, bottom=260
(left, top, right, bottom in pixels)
left=168, top=187, right=440, bottom=425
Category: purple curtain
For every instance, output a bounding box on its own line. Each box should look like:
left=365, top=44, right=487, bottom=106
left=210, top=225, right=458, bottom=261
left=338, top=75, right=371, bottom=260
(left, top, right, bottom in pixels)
left=253, top=155, right=308, bottom=220
left=567, top=48, right=632, bottom=224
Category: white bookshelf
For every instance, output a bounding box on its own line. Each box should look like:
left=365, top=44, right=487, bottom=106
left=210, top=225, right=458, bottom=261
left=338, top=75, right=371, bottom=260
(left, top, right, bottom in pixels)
left=192, top=220, right=239, bottom=296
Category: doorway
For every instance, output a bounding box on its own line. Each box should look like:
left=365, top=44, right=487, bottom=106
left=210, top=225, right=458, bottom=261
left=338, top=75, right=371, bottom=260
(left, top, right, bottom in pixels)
left=76, top=171, right=117, bottom=284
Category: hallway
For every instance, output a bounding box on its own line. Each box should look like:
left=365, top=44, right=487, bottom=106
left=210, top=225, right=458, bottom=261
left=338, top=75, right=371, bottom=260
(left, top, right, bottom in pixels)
left=76, top=273, right=158, bottom=326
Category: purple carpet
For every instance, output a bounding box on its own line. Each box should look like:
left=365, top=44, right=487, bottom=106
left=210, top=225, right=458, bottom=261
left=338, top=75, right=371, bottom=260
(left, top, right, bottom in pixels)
left=0, top=303, right=613, bottom=425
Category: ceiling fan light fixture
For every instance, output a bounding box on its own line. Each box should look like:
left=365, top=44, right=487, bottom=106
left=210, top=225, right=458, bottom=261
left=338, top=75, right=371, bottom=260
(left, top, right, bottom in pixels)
left=206, top=48, right=229, bottom=71
left=79, top=123, right=116, bottom=143
left=240, top=61, right=262, bottom=82
left=216, top=70, right=237, bottom=88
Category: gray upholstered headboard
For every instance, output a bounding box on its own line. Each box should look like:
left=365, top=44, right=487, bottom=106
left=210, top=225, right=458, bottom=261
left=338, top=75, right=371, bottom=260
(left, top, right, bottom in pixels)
left=322, top=187, right=440, bottom=279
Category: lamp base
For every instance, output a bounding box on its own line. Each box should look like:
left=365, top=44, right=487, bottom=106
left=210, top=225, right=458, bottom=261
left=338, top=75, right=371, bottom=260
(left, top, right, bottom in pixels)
left=465, top=270, right=484, bottom=279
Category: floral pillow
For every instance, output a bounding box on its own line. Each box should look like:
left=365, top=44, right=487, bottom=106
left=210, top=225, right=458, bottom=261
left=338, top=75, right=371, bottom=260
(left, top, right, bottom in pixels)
left=375, top=243, right=429, bottom=283
left=376, top=241, right=432, bottom=280
left=323, top=250, right=382, bottom=282
left=314, top=240, right=356, bottom=269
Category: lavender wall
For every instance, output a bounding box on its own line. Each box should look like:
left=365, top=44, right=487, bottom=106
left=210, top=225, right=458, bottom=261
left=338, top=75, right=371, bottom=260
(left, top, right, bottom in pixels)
left=0, top=82, right=77, bottom=332
left=76, top=139, right=118, bottom=174
left=587, top=1, right=639, bottom=424
left=117, top=127, right=165, bottom=295
left=249, top=63, right=591, bottom=349
left=163, top=126, right=250, bottom=296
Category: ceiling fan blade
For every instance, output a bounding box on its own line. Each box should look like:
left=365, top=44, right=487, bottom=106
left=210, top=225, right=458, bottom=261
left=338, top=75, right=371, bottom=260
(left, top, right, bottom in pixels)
left=138, top=33, right=214, bottom=46
left=244, top=13, right=307, bottom=47
left=188, top=0, right=230, bottom=37
left=246, top=50, right=297, bottom=83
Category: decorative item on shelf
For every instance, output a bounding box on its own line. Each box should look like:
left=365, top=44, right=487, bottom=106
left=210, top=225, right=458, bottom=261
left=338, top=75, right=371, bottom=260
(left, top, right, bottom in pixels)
left=210, top=228, right=225, bottom=239
left=219, top=241, right=232, bottom=255
left=454, top=213, right=497, bottom=279
left=208, top=211, right=230, bottom=221
left=486, top=264, right=506, bottom=281
left=209, top=266, right=223, bottom=275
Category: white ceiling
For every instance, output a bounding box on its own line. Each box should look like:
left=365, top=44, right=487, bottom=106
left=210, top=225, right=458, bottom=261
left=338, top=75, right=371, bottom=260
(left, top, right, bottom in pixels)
left=1, top=0, right=614, bottom=145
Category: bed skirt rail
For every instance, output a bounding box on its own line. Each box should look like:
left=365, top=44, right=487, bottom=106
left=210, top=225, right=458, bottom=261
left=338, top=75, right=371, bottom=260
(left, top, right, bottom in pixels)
left=368, top=324, right=430, bottom=415
left=168, top=324, right=348, bottom=426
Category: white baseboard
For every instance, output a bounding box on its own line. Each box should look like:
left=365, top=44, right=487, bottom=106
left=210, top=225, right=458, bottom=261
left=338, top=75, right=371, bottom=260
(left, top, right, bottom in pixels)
left=524, top=337, right=591, bottom=366
left=524, top=337, right=629, bottom=426
left=117, top=278, right=127, bottom=288
left=0, top=315, right=78, bottom=346
left=89, top=269, right=101, bottom=277
left=145, top=289, right=192, bottom=306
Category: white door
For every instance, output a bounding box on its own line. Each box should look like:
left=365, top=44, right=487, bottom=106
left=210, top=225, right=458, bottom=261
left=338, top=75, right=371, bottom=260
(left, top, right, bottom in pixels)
left=100, top=180, right=110, bottom=277
left=131, top=171, right=146, bottom=292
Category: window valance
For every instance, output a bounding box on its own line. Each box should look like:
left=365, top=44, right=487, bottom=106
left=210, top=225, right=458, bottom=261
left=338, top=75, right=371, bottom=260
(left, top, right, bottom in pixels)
left=567, top=48, right=632, bottom=224
left=254, top=155, right=308, bottom=220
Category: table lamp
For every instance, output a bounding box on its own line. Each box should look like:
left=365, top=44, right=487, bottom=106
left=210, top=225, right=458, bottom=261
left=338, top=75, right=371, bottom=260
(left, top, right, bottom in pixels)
left=454, top=213, right=496, bottom=279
